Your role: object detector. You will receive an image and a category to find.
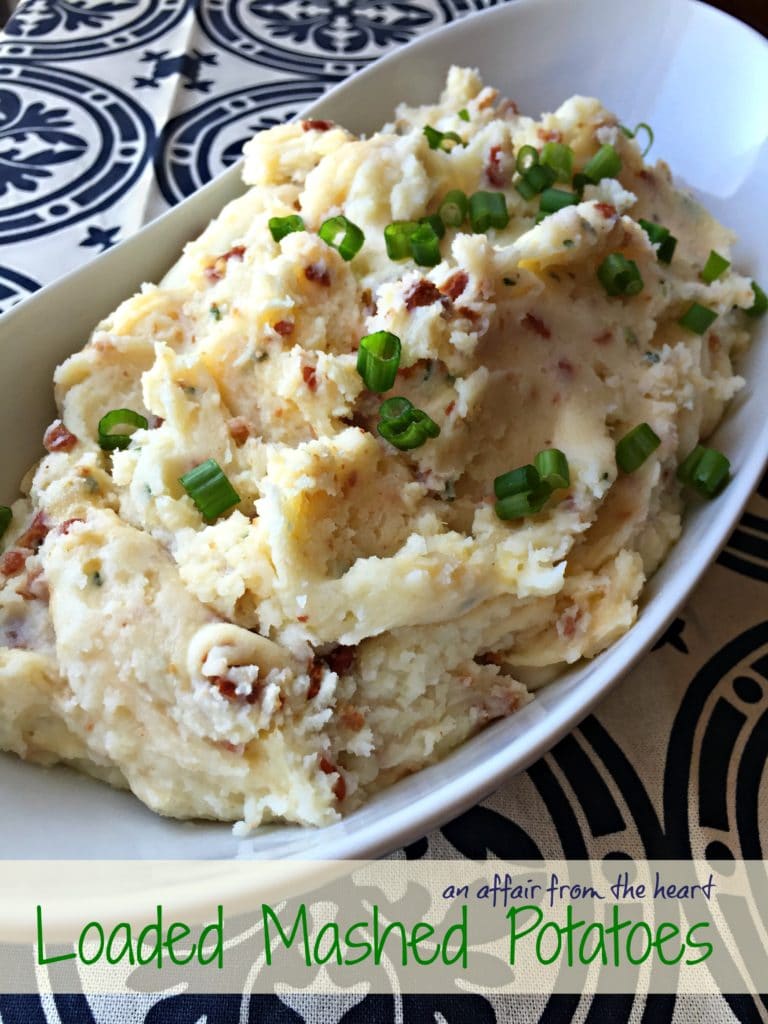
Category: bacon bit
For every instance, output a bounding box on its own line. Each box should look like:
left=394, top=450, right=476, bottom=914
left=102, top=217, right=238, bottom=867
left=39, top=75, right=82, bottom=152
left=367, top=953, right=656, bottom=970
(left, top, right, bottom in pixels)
left=595, top=202, right=617, bottom=219
left=486, top=144, right=506, bottom=187
left=18, top=567, right=47, bottom=602
left=59, top=517, right=84, bottom=535
left=302, top=119, right=334, bottom=132
left=340, top=705, right=365, bottom=731
left=319, top=757, right=346, bottom=801
left=361, top=288, right=376, bottom=316
left=149, top=415, right=164, bottom=429
left=537, top=128, right=562, bottom=143
left=444, top=400, right=456, bottom=416
left=708, top=332, right=721, bottom=353
left=558, top=358, right=575, bottom=378
left=340, top=411, right=368, bottom=431
left=636, top=168, right=655, bottom=184
left=305, top=263, right=331, bottom=287
left=455, top=305, right=480, bottom=323
left=440, top=270, right=468, bottom=301
left=211, top=676, right=259, bottom=704
left=560, top=608, right=582, bottom=638
left=324, top=644, right=356, bottom=676
left=0, top=551, right=25, bottom=577
left=497, top=98, right=520, bottom=118
left=405, top=279, right=444, bottom=311
left=43, top=420, right=77, bottom=453
left=218, top=740, right=245, bottom=755
left=228, top=417, right=250, bottom=447
left=593, top=330, right=613, bottom=346
left=205, top=245, right=246, bottom=282
left=307, top=659, right=323, bottom=699
left=17, top=512, right=50, bottom=552
left=522, top=312, right=551, bottom=338
left=302, top=365, right=318, bottom=392
left=297, top=614, right=309, bottom=623
left=273, top=320, right=294, bottom=337
left=345, top=470, right=358, bottom=491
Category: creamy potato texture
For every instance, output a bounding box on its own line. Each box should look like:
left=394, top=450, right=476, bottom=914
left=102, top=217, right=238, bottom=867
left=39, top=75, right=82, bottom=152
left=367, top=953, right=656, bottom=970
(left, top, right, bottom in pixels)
left=0, top=69, right=758, bottom=830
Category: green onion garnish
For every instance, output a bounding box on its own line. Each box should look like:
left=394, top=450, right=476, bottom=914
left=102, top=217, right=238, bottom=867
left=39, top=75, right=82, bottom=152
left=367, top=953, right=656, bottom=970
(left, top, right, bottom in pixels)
left=615, top=423, right=660, bottom=473
left=439, top=190, right=469, bottom=227
left=0, top=506, right=11, bottom=542
left=495, top=483, right=552, bottom=521
left=572, top=172, right=590, bottom=198
left=469, top=191, right=510, bottom=233
left=539, top=188, right=578, bottom=215
left=458, top=108, right=470, bottom=122
left=410, top=222, right=442, bottom=266
left=97, top=408, right=149, bottom=452
left=583, top=144, right=622, bottom=183
left=638, top=219, right=677, bottom=264
left=700, top=250, right=730, bottom=284
left=420, top=213, right=446, bottom=240
left=535, top=449, right=570, bottom=489
left=179, top=459, right=241, bottom=521
left=678, top=302, right=717, bottom=334
left=518, top=163, right=557, bottom=198
left=540, top=142, right=574, bottom=182
left=677, top=444, right=730, bottom=498
left=318, top=215, right=364, bottom=261
left=620, top=122, right=654, bottom=157
left=516, top=145, right=539, bottom=174
left=746, top=281, right=767, bottom=317
left=494, top=464, right=540, bottom=500
left=357, top=331, right=401, bottom=393
left=384, top=220, right=419, bottom=260
left=597, top=253, right=644, bottom=297
left=268, top=214, right=305, bottom=242
left=423, top=125, right=463, bottom=151
left=377, top=397, right=440, bottom=451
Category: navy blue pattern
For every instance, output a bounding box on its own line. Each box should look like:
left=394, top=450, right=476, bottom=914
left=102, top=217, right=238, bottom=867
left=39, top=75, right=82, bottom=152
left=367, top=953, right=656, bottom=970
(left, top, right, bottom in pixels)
left=1, top=0, right=767, bottom=1020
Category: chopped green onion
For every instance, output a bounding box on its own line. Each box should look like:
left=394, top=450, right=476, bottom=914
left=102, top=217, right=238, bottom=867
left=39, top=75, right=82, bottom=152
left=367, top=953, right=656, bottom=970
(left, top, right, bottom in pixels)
left=701, top=250, right=730, bottom=284
left=539, top=188, right=578, bottom=215
left=572, top=172, right=590, bottom=197
left=494, top=464, right=540, bottom=500
left=678, top=302, right=717, bottom=334
left=520, top=163, right=557, bottom=196
left=0, top=506, right=11, bottom=542
left=638, top=219, right=677, bottom=264
left=583, top=143, right=622, bottom=183
left=495, top=482, right=552, bottom=520
left=597, top=253, right=644, bottom=297
left=423, top=125, right=463, bottom=151
left=746, top=281, right=767, bottom=317
left=356, top=331, right=401, bottom=392
left=98, top=408, right=149, bottom=452
left=540, top=142, right=574, bottom=182
left=677, top=444, right=730, bottom=498
left=516, top=145, right=539, bottom=174
left=535, top=449, right=570, bottom=489
left=384, top=220, right=419, bottom=261
left=620, top=122, right=654, bottom=157
left=318, top=215, right=364, bottom=261
left=210, top=303, right=222, bottom=321
left=179, top=459, right=240, bottom=521
left=377, top=399, right=440, bottom=451
left=515, top=176, right=538, bottom=201
left=469, top=191, right=510, bottom=233
left=410, top=222, right=442, bottom=266
left=439, top=189, right=469, bottom=227
left=615, top=423, right=660, bottom=473
left=458, top=108, right=470, bottom=122
left=420, top=213, right=445, bottom=239
left=268, top=214, right=305, bottom=242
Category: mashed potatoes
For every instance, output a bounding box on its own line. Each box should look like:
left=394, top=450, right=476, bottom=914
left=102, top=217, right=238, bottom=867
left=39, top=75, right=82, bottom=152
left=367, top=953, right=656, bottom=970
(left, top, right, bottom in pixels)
left=0, top=68, right=760, bottom=831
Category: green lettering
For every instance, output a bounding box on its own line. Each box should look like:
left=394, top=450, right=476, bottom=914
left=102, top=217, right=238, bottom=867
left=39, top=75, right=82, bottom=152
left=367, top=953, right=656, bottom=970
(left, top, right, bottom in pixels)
left=626, top=921, right=654, bottom=965
left=262, top=903, right=310, bottom=966
left=165, top=922, right=195, bottom=966
left=410, top=921, right=439, bottom=966
left=507, top=904, right=544, bottom=964
left=137, top=906, right=163, bottom=969
left=36, top=906, right=76, bottom=965
left=106, top=923, right=135, bottom=966
left=654, top=922, right=684, bottom=966
left=685, top=921, right=714, bottom=965
left=579, top=921, right=608, bottom=965
left=442, top=906, right=468, bottom=968
left=344, top=920, right=373, bottom=965
left=536, top=920, right=563, bottom=965
left=78, top=922, right=105, bottom=965
left=314, top=922, right=343, bottom=965
left=198, top=905, right=224, bottom=969
left=372, top=905, right=409, bottom=966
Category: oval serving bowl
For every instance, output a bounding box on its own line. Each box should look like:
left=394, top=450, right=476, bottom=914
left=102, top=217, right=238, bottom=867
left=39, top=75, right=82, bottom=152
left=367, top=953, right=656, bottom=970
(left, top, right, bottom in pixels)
left=0, top=0, right=766, bottom=872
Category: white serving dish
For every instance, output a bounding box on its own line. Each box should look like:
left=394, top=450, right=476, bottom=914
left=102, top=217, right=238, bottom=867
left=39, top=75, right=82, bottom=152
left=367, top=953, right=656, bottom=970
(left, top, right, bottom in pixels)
left=0, top=0, right=766, bottom=871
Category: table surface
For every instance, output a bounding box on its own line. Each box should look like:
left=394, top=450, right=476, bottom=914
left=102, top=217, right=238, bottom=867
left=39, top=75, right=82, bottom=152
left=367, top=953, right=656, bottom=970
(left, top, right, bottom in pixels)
left=0, top=1, right=766, bottom=1022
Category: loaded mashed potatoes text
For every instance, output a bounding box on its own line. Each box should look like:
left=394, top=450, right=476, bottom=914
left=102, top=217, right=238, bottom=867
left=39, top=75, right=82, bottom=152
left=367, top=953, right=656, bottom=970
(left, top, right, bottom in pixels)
left=0, top=68, right=763, bottom=831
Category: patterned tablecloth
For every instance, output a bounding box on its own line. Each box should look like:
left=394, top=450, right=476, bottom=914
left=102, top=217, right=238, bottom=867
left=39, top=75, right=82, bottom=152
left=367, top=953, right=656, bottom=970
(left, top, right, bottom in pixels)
left=1, top=1, right=767, bottom=1021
